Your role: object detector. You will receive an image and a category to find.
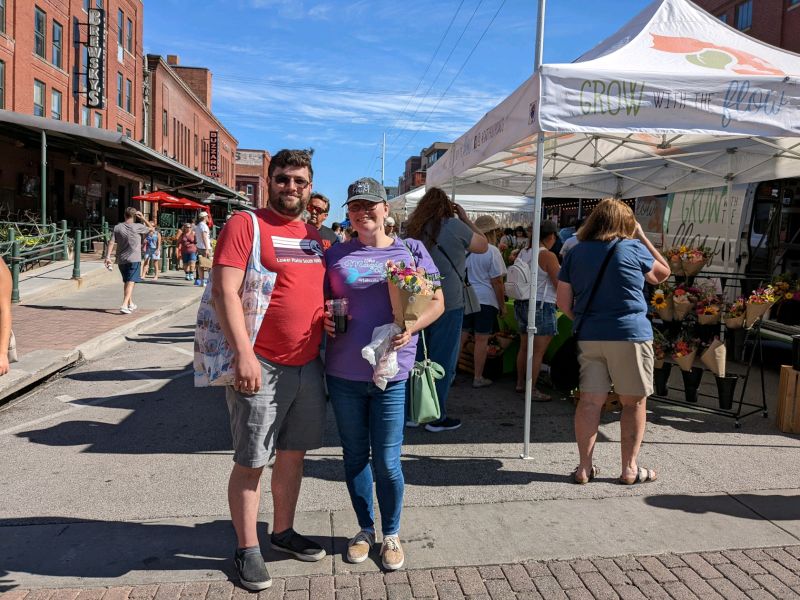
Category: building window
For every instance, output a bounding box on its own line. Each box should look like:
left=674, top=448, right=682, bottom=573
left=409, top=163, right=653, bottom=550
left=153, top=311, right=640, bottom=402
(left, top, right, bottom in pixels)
left=162, top=110, right=168, bottom=136
left=117, top=9, right=123, bottom=46
left=52, top=21, right=63, bottom=68
left=81, top=106, right=90, bottom=125
left=33, top=80, right=46, bottom=116
left=83, top=0, right=89, bottom=10
left=0, top=0, right=5, bottom=34
left=0, top=61, right=4, bottom=109
left=125, top=128, right=131, bottom=138
left=125, top=78, right=132, bottom=112
left=718, top=13, right=728, bottom=24
left=126, top=18, right=133, bottom=53
left=736, top=0, right=752, bottom=30
left=117, top=72, right=123, bottom=107
left=51, top=89, right=62, bottom=120
left=117, top=124, right=123, bottom=133
left=246, top=184, right=254, bottom=197
left=94, top=111, right=102, bottom=128
left=34, top=6, right=47, bottom=58
left=96, top=0, right=102, bottom=7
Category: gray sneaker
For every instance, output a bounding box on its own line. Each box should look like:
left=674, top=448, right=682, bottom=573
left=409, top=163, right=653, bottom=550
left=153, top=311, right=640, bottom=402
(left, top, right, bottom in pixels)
left=234, top=549, right=272, bottom=591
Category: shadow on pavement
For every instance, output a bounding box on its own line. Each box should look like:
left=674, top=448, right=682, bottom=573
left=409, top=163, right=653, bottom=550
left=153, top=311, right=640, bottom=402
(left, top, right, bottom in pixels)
left=20, top=304, right=121, bottom=314
left=645, top=493, right=800, bottom=521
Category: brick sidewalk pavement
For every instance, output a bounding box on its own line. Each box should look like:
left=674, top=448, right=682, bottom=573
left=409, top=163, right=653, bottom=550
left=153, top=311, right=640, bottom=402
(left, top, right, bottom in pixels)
left=3, top=546, right=800, bottom=600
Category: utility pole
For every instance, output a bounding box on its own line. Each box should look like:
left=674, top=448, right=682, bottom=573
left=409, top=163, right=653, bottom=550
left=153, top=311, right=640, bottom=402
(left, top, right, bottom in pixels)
left=381, top=132, right=386, bottom=187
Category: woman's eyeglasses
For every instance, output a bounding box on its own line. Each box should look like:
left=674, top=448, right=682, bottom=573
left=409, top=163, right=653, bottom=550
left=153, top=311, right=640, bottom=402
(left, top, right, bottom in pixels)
left=348, top=202, right=380, bottom=213
left=273, top=174, right=310, bottom=189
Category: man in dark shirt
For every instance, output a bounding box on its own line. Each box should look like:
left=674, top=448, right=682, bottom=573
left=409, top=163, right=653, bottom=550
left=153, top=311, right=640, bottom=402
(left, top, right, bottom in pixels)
left=307, top=192, right=338, bottom=250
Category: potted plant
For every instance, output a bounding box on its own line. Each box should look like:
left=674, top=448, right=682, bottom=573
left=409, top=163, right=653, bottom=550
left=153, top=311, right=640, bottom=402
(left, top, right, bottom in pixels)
left=652, top=328, right=672, bottom=396
left=724, top=297, right=746, bottom=329
left=745, top=285, right=777, bottom=328
left=650, top=283, right=674, bottom=321
left=681, top=246, right=712, bottom=277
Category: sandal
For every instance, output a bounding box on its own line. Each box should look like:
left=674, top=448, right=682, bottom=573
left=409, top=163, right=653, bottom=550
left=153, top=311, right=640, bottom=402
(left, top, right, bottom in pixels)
left=572, top=465, right=598, bottom=484
left=619, top=466, right=657, bottom=485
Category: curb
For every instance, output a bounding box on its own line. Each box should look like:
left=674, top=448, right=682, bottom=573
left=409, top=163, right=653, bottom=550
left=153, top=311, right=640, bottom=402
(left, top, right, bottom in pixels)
left=0, top=294, right=201, bottom=404
left=19, top=265, right=114, bottom=306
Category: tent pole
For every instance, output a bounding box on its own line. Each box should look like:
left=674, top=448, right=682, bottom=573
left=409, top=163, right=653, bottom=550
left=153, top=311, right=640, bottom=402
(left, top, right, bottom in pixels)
left=522, top=0, right=547, bottom=460
left=723, top=150, right=734, bottom=275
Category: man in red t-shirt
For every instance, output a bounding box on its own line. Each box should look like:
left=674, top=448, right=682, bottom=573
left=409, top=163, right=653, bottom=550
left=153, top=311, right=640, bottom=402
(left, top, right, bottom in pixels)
left=211, top=149, right=326, bottom=590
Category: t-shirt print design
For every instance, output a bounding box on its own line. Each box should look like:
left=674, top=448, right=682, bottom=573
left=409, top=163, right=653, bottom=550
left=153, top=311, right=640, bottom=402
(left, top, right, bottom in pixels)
left=272, top=235, right=324, bottom=264
left=339, top=257, right=387, bottom=286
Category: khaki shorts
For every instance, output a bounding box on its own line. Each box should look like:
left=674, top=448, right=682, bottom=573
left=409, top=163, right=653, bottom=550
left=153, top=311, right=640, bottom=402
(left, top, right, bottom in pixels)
left=577, top=340, right=654, bottom=397
left=226, top=355, right=326, bottom=468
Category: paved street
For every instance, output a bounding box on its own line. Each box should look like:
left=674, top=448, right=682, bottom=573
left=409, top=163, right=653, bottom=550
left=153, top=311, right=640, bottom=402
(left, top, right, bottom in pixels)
left=1, top=297, right=800, bottom=598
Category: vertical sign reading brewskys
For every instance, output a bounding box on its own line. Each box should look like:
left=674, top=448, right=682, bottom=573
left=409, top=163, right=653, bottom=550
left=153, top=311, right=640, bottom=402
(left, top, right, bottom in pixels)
left=86, top=8, right=105, bottom=109
left=208, top=131, right=219, bottom=176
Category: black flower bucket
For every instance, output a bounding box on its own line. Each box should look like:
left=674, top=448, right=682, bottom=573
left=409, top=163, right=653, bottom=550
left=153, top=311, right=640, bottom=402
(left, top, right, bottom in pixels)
left=681, top=367, right=704, bottom=403
left=653, top=363, right=672, bottom=396
left=715, top=375, right=738, bottom=410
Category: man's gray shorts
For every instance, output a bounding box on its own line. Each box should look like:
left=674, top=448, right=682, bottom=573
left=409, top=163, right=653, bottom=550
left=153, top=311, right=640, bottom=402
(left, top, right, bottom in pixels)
left=226, top=355, right=326, bottom=468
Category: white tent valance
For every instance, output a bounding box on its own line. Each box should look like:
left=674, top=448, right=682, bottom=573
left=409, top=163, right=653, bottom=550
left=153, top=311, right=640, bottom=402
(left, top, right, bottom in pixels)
left=427, top=0, right=800, bottom=199
left=388, top=186, right=535, bottom=226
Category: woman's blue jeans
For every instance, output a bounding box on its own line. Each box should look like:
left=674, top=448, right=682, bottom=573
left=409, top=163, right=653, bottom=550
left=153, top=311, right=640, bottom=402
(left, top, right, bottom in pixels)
left=326, top=375, right=406, bottom=536
left=417, top=307, right=464, bottom=420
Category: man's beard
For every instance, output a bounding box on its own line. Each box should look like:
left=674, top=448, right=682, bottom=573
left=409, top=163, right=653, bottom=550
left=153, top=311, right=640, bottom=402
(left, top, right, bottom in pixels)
left=268, top=187, right=308, bottom=218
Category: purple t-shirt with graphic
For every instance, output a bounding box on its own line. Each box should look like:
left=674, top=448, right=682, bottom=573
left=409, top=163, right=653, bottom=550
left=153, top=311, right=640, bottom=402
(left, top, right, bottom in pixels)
left=325, top=237, right=439, bottom=383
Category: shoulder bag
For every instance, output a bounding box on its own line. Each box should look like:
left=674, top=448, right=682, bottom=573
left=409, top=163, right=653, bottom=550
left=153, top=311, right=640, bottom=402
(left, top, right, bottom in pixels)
left=436, top=244, right=480, bottom=315
left=408, top=330, right=444, bottom=424
left=194, top=211, right=276, bottom=387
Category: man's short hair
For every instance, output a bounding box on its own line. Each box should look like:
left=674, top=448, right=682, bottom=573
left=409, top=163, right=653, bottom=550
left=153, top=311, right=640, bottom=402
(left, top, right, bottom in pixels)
left=125, top=207, right=138, bottom=218
left=310, top=192, right=330, bottom=213
left=331, top=222, right=341, bottom=231
left=269, top=149, right=314, bottom=181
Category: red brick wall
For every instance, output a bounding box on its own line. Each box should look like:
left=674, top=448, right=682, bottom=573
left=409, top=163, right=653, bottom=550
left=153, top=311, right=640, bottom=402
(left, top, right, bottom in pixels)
left=694, top=0, right=800, bottom=53
left=147, top=55, right=237, bottom=189
left=172, top=65, right=211, bottom=109
left=235, top=149, right=270, bottom=208
left=0, top=0, right=144, bottom=138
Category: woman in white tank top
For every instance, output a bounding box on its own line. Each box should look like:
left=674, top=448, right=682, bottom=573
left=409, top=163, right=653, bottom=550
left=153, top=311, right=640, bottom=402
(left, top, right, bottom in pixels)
left=513, top=222, right=561, bottom=399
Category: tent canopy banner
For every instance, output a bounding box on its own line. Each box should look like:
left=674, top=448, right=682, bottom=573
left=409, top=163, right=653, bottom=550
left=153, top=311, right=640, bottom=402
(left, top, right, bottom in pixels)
left=427, top=0, right=800, bottom=201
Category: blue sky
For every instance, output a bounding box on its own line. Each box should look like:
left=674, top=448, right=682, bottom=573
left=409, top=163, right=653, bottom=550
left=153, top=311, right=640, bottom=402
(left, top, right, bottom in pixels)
left=145, top=0, right=652, bottom=223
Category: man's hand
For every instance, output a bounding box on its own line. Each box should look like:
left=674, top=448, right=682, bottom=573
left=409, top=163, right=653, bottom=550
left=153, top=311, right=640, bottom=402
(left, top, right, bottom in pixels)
left=232, top=350, right=261, bottom=394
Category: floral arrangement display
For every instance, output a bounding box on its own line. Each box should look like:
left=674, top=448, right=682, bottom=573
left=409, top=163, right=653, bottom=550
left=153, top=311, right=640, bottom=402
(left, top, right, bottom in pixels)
left=700, top=337, right=726, bottom=377
left=681, top=246, right=712, bottom=276
left=771, top=273, right=800, bottom=302
left=745, top=285, right=777, bottom=328
left=672, top=284, right=702, bottom=320
left=724, top=297, right=746, bottom=329
left=671, top=332, right=701, bottom=372
left=385, top=260, right=439, bottom=330
left=665, top=247, right=684, bottom=276
left=650, top=283, right=674, bottom=321
left=652, top=328, right=671, bottom=369
left=695, top=293, right=723, bottom=325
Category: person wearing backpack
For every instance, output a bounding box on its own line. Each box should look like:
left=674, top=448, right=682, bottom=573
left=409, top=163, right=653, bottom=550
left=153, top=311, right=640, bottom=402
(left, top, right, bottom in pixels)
left=510, top=221, right=560, bottom=399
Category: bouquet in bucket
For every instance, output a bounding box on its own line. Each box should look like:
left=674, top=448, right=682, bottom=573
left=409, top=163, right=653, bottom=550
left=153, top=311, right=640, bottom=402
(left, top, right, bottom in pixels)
left=665, top=247, right=684, bottom=276
left=724, top=297, right=746, bottom=329
left=771, top=273, right=800, bottom=303
left=385, top=260, right=439, bottom=331
left=681, top=246, right=712, bottom=276
left=745, top=285, right=777, bottom=328
left=672, top=284, right=701, bottom=320
left=671, top=332, right=701, bottom=372
left=652, top=328, right=671, bottom=369
left=650, top=282, right=674, bottom=321
left=701, top=337, right=727, bottom=377
left=695, top=293, right=723, bottom=325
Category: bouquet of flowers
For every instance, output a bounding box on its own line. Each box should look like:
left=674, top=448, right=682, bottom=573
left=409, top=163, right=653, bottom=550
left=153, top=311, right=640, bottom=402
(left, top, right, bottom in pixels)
left=745, top=285, right=777, bottom=328
left=650, top=283, right=674, bottom=321
left=771, top=273, right=800, bottom=302
left=681, top=246, right=712, bottom=276
left=652, top=328, right=671, bottom=369
left=665, top=247, right=684, bottom=276
left=672, top=284, right=701, bottom=320
left=700, top=337, right=726, bottom=377
left=671, top=332, right=701, bottom=372
left=695, top=293, right=723, bottom=325
left=385, top=260, right=439, bottom=331
left=724, top=297, right=746, bottom=329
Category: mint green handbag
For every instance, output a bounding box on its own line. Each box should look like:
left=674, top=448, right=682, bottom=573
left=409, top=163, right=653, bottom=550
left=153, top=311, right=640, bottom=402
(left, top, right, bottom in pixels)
left=408, top=331, right=444, bottom=424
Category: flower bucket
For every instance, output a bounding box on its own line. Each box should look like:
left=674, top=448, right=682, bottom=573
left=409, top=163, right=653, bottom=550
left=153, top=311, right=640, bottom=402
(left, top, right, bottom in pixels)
left=673, top=300, right=694, bottom=320
left=669, top=256, right=684, bottom=276
left=653, top=362, right=672, bottom=396
left=715, top=375, right=737, bottom=410
left=655, top=297, right=674, bottom=321
left=681, top=367, right=704, bottom=403
left=674, top=350, right=697, bottom=372
left=682, top=259, right=705, bottom=277
left=697, top=313, right=720, bottom=326
left=724, top=315, right=744, bottom=330
left=745, top=302, right=771, bottom=328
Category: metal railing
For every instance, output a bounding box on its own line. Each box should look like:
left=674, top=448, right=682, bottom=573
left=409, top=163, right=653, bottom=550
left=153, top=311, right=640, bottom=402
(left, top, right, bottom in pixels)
left=0, top=220, right=71, bottom=303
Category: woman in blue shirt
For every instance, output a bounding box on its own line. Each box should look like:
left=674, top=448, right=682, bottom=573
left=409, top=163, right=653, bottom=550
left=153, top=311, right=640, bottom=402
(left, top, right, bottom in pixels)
left=557, top=199, right=670, bottom=485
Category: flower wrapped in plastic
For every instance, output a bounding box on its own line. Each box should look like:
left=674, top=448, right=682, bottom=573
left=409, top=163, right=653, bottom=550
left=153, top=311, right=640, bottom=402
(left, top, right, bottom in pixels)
left=385, top=260, right=439, bottom=331
left=745, top=285, right=777, bottom=328
left=700, top=337, right=726, bottom=377
left=671, top=332, right=700, bottom=372
left=724, top=297, right=746, bottom=329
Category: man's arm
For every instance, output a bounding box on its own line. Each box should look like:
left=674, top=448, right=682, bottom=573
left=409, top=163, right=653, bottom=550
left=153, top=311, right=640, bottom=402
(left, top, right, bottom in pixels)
left=211, top=265, right=261, bottom=392
left=104, top=237, right=116, bottom=266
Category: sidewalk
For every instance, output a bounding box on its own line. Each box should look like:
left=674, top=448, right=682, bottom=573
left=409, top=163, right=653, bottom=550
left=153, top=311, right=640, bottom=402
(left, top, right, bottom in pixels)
left=1, top=260, right=203, bottom=402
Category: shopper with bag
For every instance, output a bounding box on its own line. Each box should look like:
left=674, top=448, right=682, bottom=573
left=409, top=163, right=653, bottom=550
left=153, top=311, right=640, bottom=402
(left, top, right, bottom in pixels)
left=556, top=199, right=670, bottom=485
left=325, top=177, right=444, bottom=571
left=196, top=149, right=327, bottom=591
left=405, top=187, right=488, bottom=431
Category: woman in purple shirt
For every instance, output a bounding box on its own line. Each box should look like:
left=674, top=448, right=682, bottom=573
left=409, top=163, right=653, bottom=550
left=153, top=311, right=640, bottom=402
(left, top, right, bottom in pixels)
left=324, top=178, right=444, bottom=571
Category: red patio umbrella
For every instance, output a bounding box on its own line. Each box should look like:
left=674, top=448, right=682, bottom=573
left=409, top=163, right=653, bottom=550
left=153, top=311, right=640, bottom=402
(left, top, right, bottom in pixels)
left=132, top=191, right=183, bottom=204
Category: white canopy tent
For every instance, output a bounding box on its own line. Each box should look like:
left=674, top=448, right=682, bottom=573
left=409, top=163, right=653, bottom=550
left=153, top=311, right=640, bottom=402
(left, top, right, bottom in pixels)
left=424, top=0, right=800, bottom=457
left=388, top=186, right=535, bottom=226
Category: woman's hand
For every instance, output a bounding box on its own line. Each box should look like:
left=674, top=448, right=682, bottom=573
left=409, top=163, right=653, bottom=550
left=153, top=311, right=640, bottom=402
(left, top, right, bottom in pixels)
left=0, top=355, right=9, bottom=376
left=391, top=328, right=412, bottom=350
left=634, top=221, right=646, bottom=240
left=453, top=203, right=468, bottom=221
left=323, top=310, right=336, bottom=337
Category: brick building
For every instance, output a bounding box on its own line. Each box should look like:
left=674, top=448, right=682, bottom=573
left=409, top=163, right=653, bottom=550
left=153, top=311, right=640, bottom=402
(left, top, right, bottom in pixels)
left=235, top=149, right=270, bottom=209
left=694, top=0, right=800, bottom=53
left=397, top=142, right=452, bottom=195
left=144, top=54, right=238, bottom=191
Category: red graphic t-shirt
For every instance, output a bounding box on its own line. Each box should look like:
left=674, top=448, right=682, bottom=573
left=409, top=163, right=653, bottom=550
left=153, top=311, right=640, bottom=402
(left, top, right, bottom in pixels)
left=213, top=208, right=325, bottom=366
